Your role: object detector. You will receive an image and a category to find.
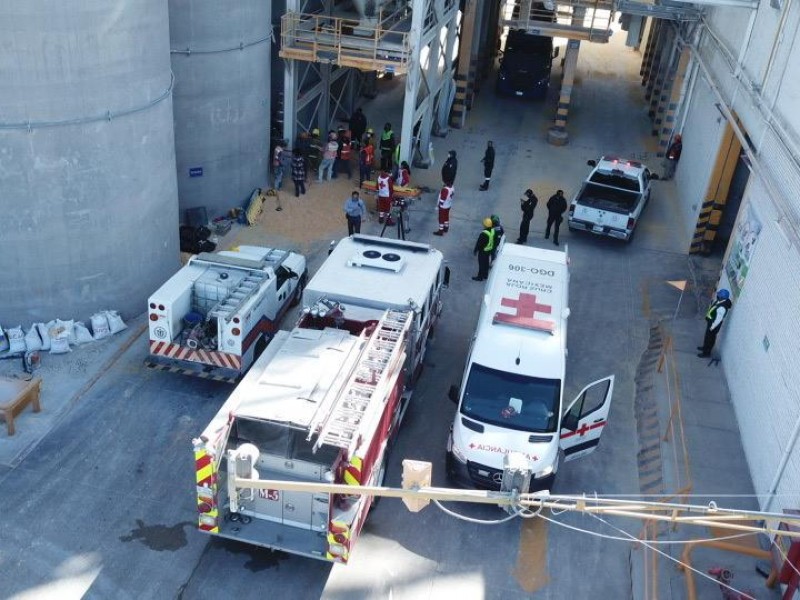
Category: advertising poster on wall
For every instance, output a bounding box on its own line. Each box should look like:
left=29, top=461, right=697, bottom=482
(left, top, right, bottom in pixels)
left=725, top=200, right=762, bottom=298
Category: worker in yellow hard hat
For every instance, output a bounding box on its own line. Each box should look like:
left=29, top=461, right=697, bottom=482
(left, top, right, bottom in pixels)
left=472, top=218, right=496, bottom=281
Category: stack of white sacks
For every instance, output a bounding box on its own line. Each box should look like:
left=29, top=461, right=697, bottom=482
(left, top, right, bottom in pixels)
left=0, top=311, right=127, bottom=356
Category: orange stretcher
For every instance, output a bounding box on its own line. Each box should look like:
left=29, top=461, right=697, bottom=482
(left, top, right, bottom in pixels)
left=360, top=180, right=422, bottom=198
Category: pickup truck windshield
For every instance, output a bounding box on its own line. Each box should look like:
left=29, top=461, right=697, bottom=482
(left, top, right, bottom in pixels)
left=589, top=171, right=641, bottom=192
left=460, top=363, right=560, bottom=432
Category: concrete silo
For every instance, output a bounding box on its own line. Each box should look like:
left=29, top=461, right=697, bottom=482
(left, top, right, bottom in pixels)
left=0, top=0, right=180, bottom=325
left=169, top=0, right=272, bottom=219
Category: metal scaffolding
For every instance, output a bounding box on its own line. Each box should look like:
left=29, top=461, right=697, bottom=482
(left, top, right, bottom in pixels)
left=280, top=0, right=460, bottom=166
left=503, top=0, right=616, bottom=43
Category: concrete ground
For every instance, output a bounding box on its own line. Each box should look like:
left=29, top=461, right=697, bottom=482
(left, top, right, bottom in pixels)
left=0, top=23, right=780, bottom=600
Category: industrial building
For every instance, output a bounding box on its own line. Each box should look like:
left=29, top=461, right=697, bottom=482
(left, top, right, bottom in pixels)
left=2, top=0, right=800, bottom=526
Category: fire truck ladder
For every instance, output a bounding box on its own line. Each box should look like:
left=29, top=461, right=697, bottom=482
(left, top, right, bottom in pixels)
left=312, top=309, right=413, bottom=454
left=207, top=271, right=269, bottom=323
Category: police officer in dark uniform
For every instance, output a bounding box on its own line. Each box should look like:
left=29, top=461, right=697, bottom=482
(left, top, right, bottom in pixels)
left=545, top=190, right=568, bottom=246
left=516, top=189, right=537, bottom=244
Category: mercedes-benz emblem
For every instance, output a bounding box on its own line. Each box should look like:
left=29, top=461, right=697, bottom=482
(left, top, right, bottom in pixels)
left=492, top=472, right=503, bottom=484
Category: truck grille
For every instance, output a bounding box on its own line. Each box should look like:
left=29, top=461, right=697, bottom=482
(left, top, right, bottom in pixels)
left=467, top=461, right=503, bottom=489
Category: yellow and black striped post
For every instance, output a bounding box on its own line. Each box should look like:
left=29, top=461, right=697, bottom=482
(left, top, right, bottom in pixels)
left=640, top=19, right=662, bottom=84
left=450, top=0, right=479, bottom=129
left=657, top=46, right=691, bottom=153
left=690, top=200, right=716, bottom=254
left=647, top=28, right=674, bottom=119
left=548, top=39, right=581, bottom=145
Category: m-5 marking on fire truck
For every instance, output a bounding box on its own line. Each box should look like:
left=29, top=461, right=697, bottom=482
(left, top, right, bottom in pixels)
left=494, top=293, right=554, bottom=332
left=468, top=442, right=538, bottom=462
left=258, top=489, right=280, bottom=501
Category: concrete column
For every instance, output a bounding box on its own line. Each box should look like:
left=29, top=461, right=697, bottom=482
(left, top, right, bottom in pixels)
left=647, top=27, right=675, bottom=120
left=283, top=58, right=297, bottom=145
left=548, top=38, right=580, bottom=146
left=399, top=0, right=425, bottom=166
left=652, top=41, right=678, bottom=136
left=417, top=26, right=442, bottom=161
left=450, top=0, right=478, bottom=128
left=640, top=19, right=662, bottom=88
left=657, top=46, right=691, bottom=155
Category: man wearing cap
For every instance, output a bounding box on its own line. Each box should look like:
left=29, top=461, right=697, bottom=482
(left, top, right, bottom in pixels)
left=697, top=289, right=732, bottom=357
left=308, top=128, right=323, bottom=172
left=472, top=218, right=496, bottom=281
left=441, top=150, right=458, bottom=186
left=516, top=189, right=538, bottom=244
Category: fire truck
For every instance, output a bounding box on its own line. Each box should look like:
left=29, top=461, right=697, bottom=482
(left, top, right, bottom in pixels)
left=146, top=245, right=307, bottom=382
left=192, top=235, right=448, bottom=562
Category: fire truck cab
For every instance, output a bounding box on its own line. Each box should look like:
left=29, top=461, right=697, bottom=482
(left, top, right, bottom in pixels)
left=446, top=243, right=614, bottom=491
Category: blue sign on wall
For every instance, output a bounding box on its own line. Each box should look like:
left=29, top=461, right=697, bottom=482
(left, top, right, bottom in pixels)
left=189, top=167, right=203, bottom=178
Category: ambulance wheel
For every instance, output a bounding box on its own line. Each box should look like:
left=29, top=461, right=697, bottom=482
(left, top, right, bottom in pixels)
left=291, top=272, right=307, bottom=307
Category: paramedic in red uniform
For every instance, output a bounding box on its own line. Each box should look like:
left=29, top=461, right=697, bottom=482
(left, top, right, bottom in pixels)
left=433, top=182, right=454, bottom=236
left=376, top=169, right=394, bottom=225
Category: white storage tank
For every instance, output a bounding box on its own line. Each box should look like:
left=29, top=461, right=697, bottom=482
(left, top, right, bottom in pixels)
left=0, top=0, right=180, bottom=324
left=169, top=0, right=272, bottom=219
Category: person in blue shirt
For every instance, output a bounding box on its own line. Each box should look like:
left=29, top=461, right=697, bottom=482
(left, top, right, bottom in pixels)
left=344, top=191, right=367, bottom=236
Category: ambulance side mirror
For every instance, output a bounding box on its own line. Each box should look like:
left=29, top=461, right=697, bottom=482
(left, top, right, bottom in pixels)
left=448, top=385, right=460, bottom=404
left=587, top=160, right=597, bottom=167
left=443, top=267, right=451, bottom=289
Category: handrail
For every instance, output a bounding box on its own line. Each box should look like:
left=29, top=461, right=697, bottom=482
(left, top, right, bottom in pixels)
left=280, top=11, right=411, bottom=72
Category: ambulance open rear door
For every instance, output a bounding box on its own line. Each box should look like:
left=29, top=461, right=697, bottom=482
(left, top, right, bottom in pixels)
left=559, top=375, right=614, bottom=462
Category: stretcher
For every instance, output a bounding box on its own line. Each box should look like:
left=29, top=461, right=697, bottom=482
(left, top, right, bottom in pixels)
left=360, top=180, right=422, bottom=198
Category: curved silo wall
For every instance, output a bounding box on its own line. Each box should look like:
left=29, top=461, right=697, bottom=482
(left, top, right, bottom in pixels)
left=0, top=0, right=180, bottom=325
left=169, top=0, right=271, bottom=219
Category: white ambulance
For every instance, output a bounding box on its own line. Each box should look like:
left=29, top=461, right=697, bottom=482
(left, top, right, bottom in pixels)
left=446, top=243, right=614, bottom=491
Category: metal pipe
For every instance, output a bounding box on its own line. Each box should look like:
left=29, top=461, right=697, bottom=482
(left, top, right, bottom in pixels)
left=761, top=0, right=795, bottom=88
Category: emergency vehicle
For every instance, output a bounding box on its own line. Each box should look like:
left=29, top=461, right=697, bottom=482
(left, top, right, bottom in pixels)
left=446, top=242, right=614, bottom=491
left=567, top=156, right=658, bottom=242
left=192, top=235, right=448, bottom=562
left=146, top=246, right=307, bottom=382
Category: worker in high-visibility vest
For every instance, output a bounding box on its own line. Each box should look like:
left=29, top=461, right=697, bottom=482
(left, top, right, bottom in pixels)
left=697, top=289, right=732, bottom=357
left=472, top=218, right=496, bottom=281
left=379, top=123, right=396, bottom=171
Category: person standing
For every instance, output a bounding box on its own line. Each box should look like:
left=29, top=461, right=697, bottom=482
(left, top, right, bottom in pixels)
left=490, top=214, right=504, bottom=261
left=337, top=131, right=353, bottom=180
left=344, top=191, right=367, bottom=236
left=545, top=190, right=568, bottom=246
left=308, top=128, right=323, bottom=172
left=291, top=148, right=307, bottom=197
left=516, top=189, right=538, bottom=244
left=697, top=289, right=732, bottom=357
left=441, top=150, right=458, bottom=185
left=272, top=141, right=286, bottom=190
left=318, top=132, right=338, bottom=182
left=349, top=107, right=367, bottom=150
left=472, top=218, right=496, bottom=281
left=663, top=133, right=683, bottom=180
left=379, top=122, right=396, bottom=171
left=376, top=169, right=394, bottom=224
left=359, top=142, right=374, bottom=187
left=479, top=141, right=495, bottom=191
left=397, top=161, right=411, bottom=187
left=433, top=182, right=454, bottom=236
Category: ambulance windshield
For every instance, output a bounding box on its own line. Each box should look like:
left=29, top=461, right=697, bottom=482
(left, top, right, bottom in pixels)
left=460, top=363, right=560, bottom=432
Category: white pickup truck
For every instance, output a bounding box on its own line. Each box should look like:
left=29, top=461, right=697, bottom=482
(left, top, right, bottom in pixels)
left=567, top=156, right=658, bottom=242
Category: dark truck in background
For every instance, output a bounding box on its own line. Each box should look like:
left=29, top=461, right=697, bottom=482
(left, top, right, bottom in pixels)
left=496, top=27, right=559, bottom=100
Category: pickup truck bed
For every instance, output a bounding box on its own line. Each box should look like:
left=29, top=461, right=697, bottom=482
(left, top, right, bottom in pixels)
left=577, top=183, right=640, bottom=213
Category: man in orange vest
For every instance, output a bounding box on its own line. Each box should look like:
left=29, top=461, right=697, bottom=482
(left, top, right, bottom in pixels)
left=359, top=141, right=374, bottom=186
